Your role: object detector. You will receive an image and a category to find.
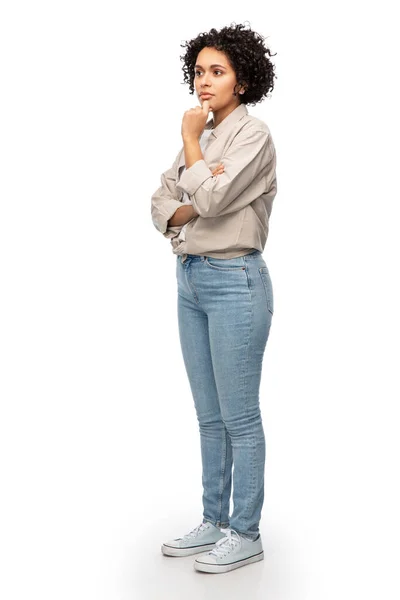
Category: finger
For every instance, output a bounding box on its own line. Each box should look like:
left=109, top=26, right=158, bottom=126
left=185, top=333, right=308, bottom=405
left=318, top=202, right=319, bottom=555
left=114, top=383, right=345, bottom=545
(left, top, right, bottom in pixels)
left=201, top=99, right=210, bottom=114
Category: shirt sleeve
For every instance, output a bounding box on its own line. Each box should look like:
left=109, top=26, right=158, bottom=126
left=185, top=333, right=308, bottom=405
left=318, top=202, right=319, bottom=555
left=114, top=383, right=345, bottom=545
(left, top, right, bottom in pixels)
left=151, top=150, right=185, bottom=237
left=175, top=127, right=275, bottom=219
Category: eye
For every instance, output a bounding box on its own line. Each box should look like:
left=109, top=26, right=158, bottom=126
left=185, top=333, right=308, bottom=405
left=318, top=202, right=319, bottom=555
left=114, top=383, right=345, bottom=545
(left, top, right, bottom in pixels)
left=194, top=70, right=223, bottom=76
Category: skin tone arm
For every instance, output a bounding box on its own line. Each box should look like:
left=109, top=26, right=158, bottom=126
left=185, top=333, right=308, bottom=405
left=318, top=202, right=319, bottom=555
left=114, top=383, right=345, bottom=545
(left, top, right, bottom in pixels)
left=167, top=204, right=197, bottom=227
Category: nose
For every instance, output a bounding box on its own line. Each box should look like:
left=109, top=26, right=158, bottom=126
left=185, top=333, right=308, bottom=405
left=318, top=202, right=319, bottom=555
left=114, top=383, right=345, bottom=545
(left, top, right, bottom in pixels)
left=200, top=74, right=212, bottom=88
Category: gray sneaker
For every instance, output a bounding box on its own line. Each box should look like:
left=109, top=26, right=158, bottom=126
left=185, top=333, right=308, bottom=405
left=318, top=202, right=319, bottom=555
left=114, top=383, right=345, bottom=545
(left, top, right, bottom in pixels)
left=194, top=527, right=264, bottom=573
left=161, top=521, right=227, bottom=557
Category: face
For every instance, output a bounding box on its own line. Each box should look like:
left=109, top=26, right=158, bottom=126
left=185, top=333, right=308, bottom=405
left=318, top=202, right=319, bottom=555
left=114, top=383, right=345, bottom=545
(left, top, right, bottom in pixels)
left=193, top=47, right=245, bottom=113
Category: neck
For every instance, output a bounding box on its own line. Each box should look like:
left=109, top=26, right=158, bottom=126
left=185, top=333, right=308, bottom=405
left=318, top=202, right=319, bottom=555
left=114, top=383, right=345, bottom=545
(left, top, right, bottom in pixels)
left=211, top=101, right=241, bottom=128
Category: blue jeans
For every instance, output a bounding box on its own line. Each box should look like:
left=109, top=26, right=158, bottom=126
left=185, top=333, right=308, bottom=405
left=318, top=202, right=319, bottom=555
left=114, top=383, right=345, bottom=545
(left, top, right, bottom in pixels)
left=176, top=249, right=274, bottom=540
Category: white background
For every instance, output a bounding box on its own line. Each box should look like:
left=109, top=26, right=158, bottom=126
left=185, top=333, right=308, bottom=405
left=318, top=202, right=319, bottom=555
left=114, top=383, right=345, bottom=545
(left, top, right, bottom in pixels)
left=1, top=2, right=399, bottom=599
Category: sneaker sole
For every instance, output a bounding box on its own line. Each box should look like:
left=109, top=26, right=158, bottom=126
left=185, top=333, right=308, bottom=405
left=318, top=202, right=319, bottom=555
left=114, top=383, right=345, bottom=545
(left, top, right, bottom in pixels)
left=161, top=542, right=218, bottom=557
left=194, top=550, right=264, bottom=573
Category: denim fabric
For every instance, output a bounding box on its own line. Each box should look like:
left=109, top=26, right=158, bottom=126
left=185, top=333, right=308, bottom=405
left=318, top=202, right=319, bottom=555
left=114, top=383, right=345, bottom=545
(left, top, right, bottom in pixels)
left=176, top=249, right=274, bottom=540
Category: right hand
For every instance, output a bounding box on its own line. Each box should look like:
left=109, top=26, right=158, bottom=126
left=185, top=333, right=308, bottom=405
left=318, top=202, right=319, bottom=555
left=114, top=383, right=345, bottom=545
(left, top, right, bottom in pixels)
left=212, top=162, right=225, bottom=176
left=212, top=163, right=225, bottom=177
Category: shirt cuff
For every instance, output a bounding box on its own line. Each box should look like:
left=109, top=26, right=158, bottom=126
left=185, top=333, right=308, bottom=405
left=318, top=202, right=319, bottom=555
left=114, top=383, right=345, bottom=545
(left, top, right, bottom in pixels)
left=153, top=199, right=183, bottom=234
left=176, top=159, right=213, bottom=197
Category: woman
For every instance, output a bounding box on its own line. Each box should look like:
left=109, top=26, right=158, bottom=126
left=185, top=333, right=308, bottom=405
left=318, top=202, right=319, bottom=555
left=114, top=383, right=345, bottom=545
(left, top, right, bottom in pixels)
left=151, top=22, right=277, bottom=574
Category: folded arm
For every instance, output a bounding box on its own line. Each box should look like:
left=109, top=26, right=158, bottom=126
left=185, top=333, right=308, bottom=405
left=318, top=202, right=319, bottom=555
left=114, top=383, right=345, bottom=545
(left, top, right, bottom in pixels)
left=175, top=126, right=275, bottom=219
left=151, top=150, right=185, bottom=238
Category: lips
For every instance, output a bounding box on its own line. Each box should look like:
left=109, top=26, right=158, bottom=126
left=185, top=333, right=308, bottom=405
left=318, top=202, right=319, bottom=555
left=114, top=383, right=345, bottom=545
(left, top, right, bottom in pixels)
left=200, top=93, right=214, bottom=97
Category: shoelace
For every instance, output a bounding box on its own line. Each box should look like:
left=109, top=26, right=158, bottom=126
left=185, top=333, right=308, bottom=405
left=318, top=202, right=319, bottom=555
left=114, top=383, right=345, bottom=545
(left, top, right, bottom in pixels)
left=182, top=522, right=208, bottom=540
left=209, top=527, right=242, bottom=558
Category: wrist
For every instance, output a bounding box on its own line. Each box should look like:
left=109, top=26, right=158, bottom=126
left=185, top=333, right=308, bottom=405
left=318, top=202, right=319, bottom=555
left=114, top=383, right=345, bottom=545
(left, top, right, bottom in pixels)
left=182, top=134, right=199, bottom=144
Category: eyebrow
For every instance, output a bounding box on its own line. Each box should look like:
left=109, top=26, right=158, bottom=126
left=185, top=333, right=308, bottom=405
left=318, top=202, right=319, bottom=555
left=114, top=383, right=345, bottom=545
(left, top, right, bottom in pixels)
left=194, top=63, right=227, bottom=69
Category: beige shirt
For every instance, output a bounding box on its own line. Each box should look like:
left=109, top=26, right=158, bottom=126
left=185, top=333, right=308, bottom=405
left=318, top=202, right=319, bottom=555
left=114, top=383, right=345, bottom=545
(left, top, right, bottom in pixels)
left=150, top=103, right=277, bottom=263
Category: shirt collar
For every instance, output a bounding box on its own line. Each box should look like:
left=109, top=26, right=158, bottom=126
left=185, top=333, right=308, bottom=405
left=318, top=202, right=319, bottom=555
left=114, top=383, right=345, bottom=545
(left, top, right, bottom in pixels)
left=204, top=103, right=248, bottom=139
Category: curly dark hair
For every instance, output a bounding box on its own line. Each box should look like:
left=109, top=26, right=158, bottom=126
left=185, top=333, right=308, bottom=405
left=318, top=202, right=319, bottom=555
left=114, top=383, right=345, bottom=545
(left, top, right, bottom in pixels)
left=179, top=22, right=277, bottom=106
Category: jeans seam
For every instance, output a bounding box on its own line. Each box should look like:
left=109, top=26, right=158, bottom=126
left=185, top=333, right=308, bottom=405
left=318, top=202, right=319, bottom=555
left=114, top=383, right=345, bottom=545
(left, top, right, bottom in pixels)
left=217, top=424, right=227, bottom=525
left=242, top=255, right=254, bottom=521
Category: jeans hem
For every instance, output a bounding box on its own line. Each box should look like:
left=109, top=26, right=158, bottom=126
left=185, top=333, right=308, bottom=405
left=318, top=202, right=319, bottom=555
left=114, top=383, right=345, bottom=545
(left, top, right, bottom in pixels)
left=202, top=518, right=230, bottom=528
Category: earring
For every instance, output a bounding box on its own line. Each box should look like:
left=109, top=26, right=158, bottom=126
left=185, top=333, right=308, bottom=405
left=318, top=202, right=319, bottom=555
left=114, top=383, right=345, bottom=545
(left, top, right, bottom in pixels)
left=239, top=90, right=245, bottom=94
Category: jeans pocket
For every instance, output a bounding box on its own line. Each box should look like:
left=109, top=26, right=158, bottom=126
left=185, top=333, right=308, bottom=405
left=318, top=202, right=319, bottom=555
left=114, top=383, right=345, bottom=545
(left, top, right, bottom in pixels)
left=259, top=267, right=274, bottom=314
left=204, top=256, right=246, bottom=271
